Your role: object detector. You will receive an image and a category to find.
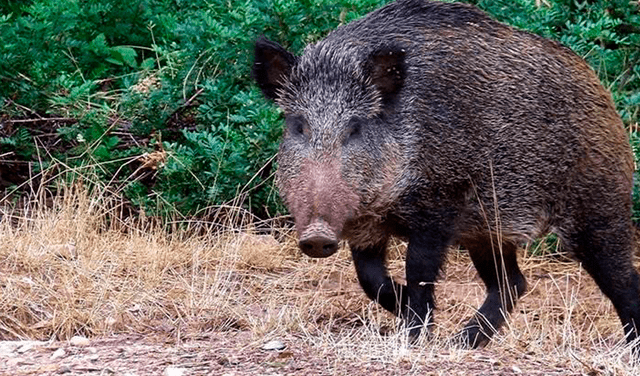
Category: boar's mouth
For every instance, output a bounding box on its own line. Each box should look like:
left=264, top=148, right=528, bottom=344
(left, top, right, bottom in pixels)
left=281, top=157, right=359, bottom=258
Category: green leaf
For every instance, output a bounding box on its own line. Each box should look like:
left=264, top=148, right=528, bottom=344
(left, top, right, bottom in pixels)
left=141, top=57, right=156, bottom=70
left=108, top=46, right=138, bottom=68
left=89, top=33, right=109, bottom=55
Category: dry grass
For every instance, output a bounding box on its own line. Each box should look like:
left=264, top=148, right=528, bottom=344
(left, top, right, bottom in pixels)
left=2, top=182, right=640, bottom=374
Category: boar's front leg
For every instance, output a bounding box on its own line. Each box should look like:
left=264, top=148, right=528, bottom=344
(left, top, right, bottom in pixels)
left=403, top=230, right=450, bottom=339
left=351, top=240, right=407, bottom=316
left=350, top=232, right=449, bottom=339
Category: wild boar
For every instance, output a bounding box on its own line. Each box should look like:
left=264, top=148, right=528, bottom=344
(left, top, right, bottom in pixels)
left=253, top=0, right=640, bottom=348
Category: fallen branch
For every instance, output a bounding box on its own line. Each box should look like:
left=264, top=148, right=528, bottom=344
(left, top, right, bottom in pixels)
left=2, top=117, right=77, bottom=125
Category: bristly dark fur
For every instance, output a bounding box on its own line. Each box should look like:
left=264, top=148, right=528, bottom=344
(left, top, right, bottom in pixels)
left=253, top=0, right=640, bottom=351
left=252, top=36, right=296, bottom=100
left=363, top=46, right=406, bottom=110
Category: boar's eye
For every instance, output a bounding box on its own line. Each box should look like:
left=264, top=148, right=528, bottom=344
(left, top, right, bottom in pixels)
left=285, top=115, right=307, bottom=138
left=346, top=117, right=363, bottom=143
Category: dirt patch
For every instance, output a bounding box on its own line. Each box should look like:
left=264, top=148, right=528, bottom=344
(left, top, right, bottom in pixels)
left=0, top=331, right=603, bottom=376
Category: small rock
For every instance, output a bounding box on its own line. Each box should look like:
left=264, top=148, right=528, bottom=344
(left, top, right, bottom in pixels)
left=164, top=366, right=186, bottom=376
left=69, top=336, right=90, bottom=347
left=512, top=365, right=523, bottom=373
left=472, top=354, right=500, bottom=365
left=88, top=353, right=99, bottom=361
left=87, top=347, right=98, bottom=354
left=58, top=365, right=72, bottom=373
left=50, top=348, right=66, bottom=360
left=262, top=339, right=286, bottom=351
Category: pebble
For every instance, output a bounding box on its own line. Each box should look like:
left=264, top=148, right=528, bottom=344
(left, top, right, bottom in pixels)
left=261, top=339, right=286, bottom=351
left=50, top=348, right=66, bottom=360
left=69, top=336, right=90, bottom=347
left=164, top=366, right=186, bottom=376
left=58, top=365, right=72, bottom=373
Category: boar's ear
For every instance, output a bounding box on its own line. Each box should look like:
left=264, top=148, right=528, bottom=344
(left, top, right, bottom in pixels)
left=253, top=37, right=296, bottom=101
left=363, top=46, right=406, bottom=107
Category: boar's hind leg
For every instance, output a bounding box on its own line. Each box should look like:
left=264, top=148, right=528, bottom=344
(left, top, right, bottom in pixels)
left=351, top=241, right=408, bottom=316
left=460, top=237, right=527, bottom=348
left=562, top=216, right=640, bottom=346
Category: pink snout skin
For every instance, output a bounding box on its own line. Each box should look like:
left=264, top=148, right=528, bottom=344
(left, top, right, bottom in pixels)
left=281, top=157, right=359, bottom=258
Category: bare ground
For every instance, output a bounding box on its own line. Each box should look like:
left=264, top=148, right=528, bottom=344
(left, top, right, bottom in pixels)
left=2, top=252, right=639, bottom=376
left=0, top=331, right=597, bottom=376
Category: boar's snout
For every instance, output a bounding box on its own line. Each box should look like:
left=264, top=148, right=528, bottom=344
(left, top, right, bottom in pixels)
left=298, top=220, right=339, bottom=258
left=280, top=157, right=360, bottom=258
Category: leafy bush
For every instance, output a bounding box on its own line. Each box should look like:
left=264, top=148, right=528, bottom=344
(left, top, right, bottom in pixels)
left=1, top=0, right=391, bottom=217
left=1, top=0, right=639, bottom=220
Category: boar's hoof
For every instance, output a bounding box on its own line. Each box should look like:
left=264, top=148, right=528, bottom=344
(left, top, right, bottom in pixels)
left=457, top=323, right=492, bottom=349
left=298, top=236, right=339, bottom=258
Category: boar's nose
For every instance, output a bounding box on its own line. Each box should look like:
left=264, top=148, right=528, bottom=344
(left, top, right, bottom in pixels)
left=298, top=220, right=339, bottom=258
left=299, top=236, right=339, bottom=258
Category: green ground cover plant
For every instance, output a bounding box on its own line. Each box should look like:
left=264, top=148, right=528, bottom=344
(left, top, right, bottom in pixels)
left=1, top=0, right=638, bottom=220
